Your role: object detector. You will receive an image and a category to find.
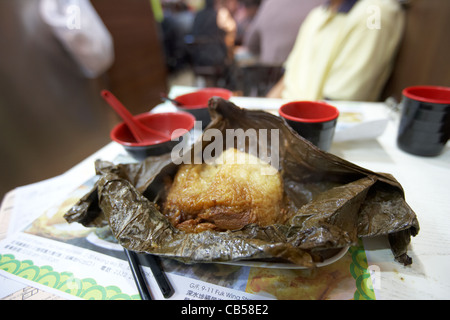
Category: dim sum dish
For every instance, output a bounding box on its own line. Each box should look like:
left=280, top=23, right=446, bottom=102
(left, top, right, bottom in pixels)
left=163, top=148, right=285, bottom=233
left=65, top=98, right=419, bottom=268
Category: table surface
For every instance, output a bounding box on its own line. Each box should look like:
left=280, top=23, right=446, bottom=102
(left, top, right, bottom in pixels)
left=1, top=86, right=449, bottom=300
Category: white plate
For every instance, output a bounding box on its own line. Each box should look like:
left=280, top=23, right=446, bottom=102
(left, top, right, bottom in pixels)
left=217, top=246, right=349, bottom=269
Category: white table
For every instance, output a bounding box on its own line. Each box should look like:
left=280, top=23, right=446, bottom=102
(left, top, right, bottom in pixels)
left=1, top=87, right=449, bottom=300
left=335, top=111, right=450, bottom=300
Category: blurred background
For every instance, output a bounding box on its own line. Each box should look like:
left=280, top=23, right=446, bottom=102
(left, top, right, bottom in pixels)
left=0, top=0, right=449, bottom=199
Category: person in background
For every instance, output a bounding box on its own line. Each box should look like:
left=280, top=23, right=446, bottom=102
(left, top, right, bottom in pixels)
left=234, top=0, right=261, bottom=46
left=160, top=0, right=195, bottom=72
left=243, top=0, right=326, bottom=65
left=216, top=0, right=238, bottom=60
left=188, top=0, right=237, bottom=88
left=190, top=0, right=235, bottom=67
left=267, top=0, right=405, bottom=102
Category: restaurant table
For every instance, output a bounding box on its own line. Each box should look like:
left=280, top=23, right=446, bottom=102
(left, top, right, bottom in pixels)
left=1, top=86, right=449, bottom=300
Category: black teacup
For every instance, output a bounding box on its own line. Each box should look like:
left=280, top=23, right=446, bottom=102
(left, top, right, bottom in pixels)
left=397, top=86, right=450, bottom=157
left=279, top=101, right=339, bottom=151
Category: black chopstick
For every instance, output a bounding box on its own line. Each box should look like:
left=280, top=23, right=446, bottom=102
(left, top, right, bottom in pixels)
left=141, top=254, right=174, bottom=298
left=124, top=248, right=153, bottom=300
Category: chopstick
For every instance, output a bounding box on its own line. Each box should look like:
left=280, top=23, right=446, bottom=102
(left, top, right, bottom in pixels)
left=124, top=248, right=175, bottom=299
left=142, top=254, right=174, bottom=298
left=124, top=248, right=153, bottom=300
left=123, top=194, right=174, bottom=300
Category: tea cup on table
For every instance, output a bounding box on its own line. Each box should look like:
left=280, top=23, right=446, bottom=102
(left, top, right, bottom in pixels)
left=279, top=101, right=340, bottom=151
left=397, top=85, right=450, bottom=157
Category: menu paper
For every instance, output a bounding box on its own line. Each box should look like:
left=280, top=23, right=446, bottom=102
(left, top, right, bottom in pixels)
left=0, top=173, right=376, bottom=300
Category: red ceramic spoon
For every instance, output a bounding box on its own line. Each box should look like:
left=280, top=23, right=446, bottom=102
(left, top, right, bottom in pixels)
left=101, top=90, right=171, bottom=143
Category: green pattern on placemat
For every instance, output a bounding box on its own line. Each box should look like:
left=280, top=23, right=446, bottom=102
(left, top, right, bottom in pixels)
left=2, top=243, right=377, bottom=300
left=0, top=253, right=140, bottom=300
left=349, top=243, right=376, bottom=300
